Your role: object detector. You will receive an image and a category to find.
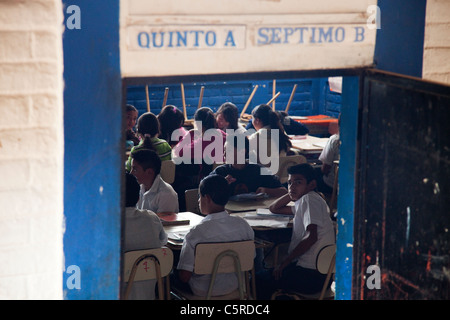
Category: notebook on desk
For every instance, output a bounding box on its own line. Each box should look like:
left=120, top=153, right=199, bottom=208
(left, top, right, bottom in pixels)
left=229, top=192, right=268, bottom=202
left=158, top=213, right=190, bottom=226
left=256, top=208, right=293, bottom=218
left=167, top=231, right=188, bottom=244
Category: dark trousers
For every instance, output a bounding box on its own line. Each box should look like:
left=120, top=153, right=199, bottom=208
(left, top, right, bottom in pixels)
left=256, top=263, right=329, bottom=300
left=314, top=167, right=333, bottom=195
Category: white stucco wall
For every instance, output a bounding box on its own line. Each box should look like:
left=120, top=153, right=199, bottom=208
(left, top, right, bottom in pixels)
left=423, top=0, right=450, bottom=85
left=0, top=0, right=64, bottom=299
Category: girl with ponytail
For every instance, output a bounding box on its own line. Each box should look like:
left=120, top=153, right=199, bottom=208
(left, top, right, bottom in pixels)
left=248, top=104, right=292, bottom=164
left=125, top=112, right=172, bottom=172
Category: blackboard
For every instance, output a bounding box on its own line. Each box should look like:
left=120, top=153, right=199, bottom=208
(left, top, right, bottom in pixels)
left=354, top=70, right=450, bottom=299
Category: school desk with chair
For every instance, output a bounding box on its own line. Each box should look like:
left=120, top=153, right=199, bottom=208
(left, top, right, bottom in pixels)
left=289, top=134, right=329, bottom=163
left=224, top=194, right=293, bottom=226
left=162, top=208, right=292, bottom=251
left=160, top=211, right=204, bottom=249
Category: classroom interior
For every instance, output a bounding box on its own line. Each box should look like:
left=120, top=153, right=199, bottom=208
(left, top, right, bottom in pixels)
left=119, top=65, right=449, bottom=300
left=121, top=74, right=343, bottom=300
left=3, top=0, right=448, bottom=301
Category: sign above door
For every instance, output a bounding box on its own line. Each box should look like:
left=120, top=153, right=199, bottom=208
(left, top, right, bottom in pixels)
left=120, top=0, right=378, bottom=77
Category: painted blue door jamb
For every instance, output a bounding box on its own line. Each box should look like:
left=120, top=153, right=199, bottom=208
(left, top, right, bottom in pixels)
left=335, top=76, right=359, bottom=300
left=62, top=0, right=122, bottom=299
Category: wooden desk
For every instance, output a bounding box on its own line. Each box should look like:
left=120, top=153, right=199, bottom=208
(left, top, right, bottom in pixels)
left=225, top=197, right=293, bottom=230
left=163, top=211, right=204, bottom=249
left=230, top=210, right=293, bottom=231
left=289, top=135, right=329, bottom=163
left=163, top=210, right=287, bottom=250
left=225, top=197, right=277, bottom=213
left=289, top=135, right=329, bottom=154
left=293, top=115, right=338, bottom=136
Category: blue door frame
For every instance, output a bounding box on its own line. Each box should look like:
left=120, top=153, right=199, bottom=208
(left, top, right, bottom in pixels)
left=62, top=0, right=122, bottom=299
left=335, top=76, right=360, bottom=299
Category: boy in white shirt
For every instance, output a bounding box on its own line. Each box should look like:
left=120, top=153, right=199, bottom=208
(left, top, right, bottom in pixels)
left=123, top=172, right=168, bottom=299
left=259, top=163, right=335, bottom=298
left=176, top=174, right=254, bottom=297
left=130, top=149, right=179, bottom=213
left=316, top=115, right=340, bottom=194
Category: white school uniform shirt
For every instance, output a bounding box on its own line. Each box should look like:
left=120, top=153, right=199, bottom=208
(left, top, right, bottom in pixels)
left=289, top=191, right=335, bottom=270
left=136, top=174, right=179, bottom=213
left=123, top=207, right=168, bottom=300
left=318, top=133, right=340, bottom=188
left=234, top=125, right=247, bottom=135
left=247, top=125, right=286, bottom=165
left=177, top=210, right=254, bottom=297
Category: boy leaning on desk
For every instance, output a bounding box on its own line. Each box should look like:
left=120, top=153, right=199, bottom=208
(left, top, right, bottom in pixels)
left=256, top=163, right=335, bottom=299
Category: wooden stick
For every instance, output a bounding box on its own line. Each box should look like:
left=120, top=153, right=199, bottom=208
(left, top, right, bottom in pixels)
left=240, top=85, right=259, bottom=119
left=180, top=83, right=187, bottom=120
left=198, top=86, right=205, bottom=109
left=285, top=84, right=298, bottom=114
left=162, top=87, right=169, bottom=108
left=266, top=91, right=280, bottom=106
left=272, top=79, right=276, bottom=110
left=145, top=85, right=150, bottom=112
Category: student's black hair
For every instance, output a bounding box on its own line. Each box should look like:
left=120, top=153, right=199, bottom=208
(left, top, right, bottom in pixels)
left=135, top=112, right=162, bottom=153
left=216, top=102, right=239, bottom=130
left=251, top=104, right=292, bottom=152
left=130, top=149, right=162, bottom=175
left=194, top=107, right=216, bottom=131
left=157, top=105, right=185, bottom=144
left=126, top=104, right=138, bottom=113
left=199, top=174, right=230, bottom=206
left=287, top=163, right=316, bottom=183
left=125, top=172, right=140, bottom=207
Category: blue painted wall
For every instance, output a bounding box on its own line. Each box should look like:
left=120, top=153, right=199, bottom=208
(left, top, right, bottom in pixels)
left=126, top=78, right=341, bottom=119
left=374, top=0, right=427, bottom=77
left=62, top=1, right=122, bottom=299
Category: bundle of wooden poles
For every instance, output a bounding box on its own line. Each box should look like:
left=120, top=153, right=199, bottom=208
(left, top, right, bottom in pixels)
left=143, top=80, right=299, bottom=125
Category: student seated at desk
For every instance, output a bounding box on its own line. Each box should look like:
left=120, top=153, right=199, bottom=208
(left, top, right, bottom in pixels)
left=172, top=107, right=227, bottom=166
left=171, top=107, right=227, bottom=211
left=215, top=102, right=247, bottom=135
left=210, top=135, right=287, bottom=198
left=130, top=149, right=179, bottom=213
left=247, top=104, right=292, bottom=164
left=175, top=174, right=254, bottom=297
left=126, top=112, right=172, bottom=172
left=125, top=104, right=140, bottom=149
left=257, top=163, right=335, bottom=298
left=246, top=110, right=309, bottom=136
left=157, top=105, right=188, bottom=147
left=276, top=111, right=309, bottom=136
left=123, top=172, right=168, bottom=300
left=316, top=115, right=340, bottom=195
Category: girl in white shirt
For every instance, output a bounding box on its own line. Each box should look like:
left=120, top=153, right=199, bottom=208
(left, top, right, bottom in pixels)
left=247, top=104, right=292, bottom=165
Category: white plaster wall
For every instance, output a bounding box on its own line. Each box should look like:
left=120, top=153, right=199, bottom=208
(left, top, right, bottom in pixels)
left=0, top=0, right=64, bottom=299
left=423, top=0, right=450, bottom=85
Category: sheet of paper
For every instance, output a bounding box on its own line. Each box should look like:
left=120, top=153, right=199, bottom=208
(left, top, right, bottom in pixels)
left=313, top=140, right=328, bottom=148
left=167, top=231, right=188, bottom=242
left=256, top=208, right=292, bottom=218
left=244, top=215, right=290, bottom=228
